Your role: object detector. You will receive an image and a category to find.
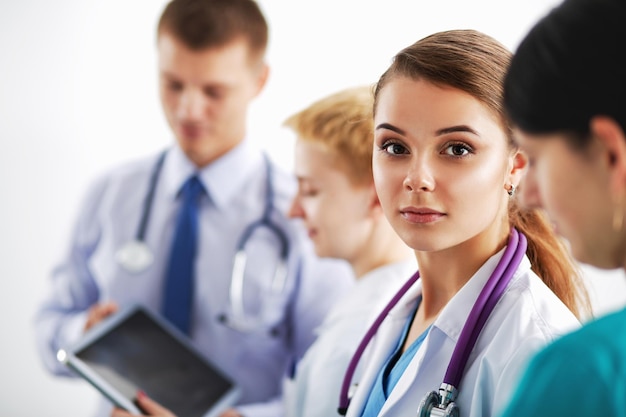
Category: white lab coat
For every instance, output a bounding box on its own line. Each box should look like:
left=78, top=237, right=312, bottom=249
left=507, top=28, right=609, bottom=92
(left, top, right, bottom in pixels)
left=345, top=249, right=581, bottom=417
left=284, top=259, right=417, bottom=417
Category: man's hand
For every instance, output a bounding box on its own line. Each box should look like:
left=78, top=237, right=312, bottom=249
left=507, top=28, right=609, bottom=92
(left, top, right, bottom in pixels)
left=111, top=391, right=176, bottom=417
left=219, top=408, right=243, bottom=417
left=84, top=301, right=118, bottom=332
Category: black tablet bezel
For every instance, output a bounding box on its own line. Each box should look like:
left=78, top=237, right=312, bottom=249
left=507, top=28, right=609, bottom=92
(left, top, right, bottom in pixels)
left=57, top=304, right=240, bottom=417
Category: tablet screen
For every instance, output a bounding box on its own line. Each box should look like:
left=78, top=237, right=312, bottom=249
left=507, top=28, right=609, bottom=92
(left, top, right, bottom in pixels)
left=67, top=306, right=238, bottom=417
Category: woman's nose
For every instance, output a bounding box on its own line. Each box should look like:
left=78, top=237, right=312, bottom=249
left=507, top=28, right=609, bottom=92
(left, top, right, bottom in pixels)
left=403, top=158, right=435, bottom=192
left=288, top=195, right=305, bottom=219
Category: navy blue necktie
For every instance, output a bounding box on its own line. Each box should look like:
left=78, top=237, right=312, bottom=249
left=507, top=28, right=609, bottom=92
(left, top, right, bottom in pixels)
left=162, top=175, right=205, bottom=335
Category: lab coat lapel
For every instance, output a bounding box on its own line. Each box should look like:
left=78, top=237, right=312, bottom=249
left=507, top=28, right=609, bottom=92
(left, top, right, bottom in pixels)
left=378, top=249, right=532, bottom=416
left=345, top=281, right=423, bottom=417
left=379, top=330, right=429, bottom=415
left=378, top=326, right=451, bottom=416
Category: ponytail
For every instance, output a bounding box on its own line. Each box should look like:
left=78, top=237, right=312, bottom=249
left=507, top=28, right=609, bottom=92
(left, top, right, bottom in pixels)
left=510, top=203, right=592, bottom=320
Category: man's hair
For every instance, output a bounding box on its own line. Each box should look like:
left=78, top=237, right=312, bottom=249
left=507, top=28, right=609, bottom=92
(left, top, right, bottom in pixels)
left=158, top=0, right=268, bottom=61
left=284, top=86, right=375, bottom=186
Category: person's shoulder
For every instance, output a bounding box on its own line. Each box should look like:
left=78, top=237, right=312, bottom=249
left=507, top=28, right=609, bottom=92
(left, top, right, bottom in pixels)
left=549, top=307, right=626, bottom=355
left=85, top=152, right=161, bottom=194
left=497, top=267, right=581, bottom=340
left=75, top=152, right=162, bottom=212
left=509, top=267, right=577, bottom=316
left=501, top=309, right=626, bottom=417
left=526, top=306, right=626, bottom=385
left=101, top=152, right=160, bottom=182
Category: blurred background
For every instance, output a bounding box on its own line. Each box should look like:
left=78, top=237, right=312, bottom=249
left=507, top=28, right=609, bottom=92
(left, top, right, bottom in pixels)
left=2, top=0, right=625, bottom=415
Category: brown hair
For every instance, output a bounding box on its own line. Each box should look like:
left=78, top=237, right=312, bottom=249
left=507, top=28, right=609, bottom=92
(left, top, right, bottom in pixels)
left=373, top=29, right=591, bottom=319
left=284, top=86, right=375, bottom=186
left=157, top=0, right=268, bottom=62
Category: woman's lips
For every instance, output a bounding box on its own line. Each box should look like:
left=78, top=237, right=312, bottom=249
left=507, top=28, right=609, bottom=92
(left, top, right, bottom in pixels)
left=400, top=207, right=445, bottom=224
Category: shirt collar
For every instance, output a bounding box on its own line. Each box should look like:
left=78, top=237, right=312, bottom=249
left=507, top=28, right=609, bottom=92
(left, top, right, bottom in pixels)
left=433, top=248, right=531, bottom=343
left=162, top=139, right=263, bottom=209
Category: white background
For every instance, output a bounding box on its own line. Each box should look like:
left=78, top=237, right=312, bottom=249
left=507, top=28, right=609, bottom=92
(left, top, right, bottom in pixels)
left=1, top=0, right=625, bottom=415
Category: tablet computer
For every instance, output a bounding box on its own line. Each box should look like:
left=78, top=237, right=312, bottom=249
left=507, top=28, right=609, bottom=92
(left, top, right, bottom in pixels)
left=57, top=304, right=240, bottom=417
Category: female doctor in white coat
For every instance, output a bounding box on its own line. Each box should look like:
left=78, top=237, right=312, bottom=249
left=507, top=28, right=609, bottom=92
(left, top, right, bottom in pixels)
left=341, top=30, right=592, bottom=417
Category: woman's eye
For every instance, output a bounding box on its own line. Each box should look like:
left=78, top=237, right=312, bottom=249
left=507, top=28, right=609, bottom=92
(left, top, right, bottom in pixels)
left=167, top=81, right=183, bottom=92
left=444, top=143, right=472, bottom=157
left=382, top=142, right=408, bottom=155
left=300, top=187, right=319, bottom=198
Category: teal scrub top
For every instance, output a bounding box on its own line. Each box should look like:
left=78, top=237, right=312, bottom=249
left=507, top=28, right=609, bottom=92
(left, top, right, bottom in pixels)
left=500, top=306, right=626, bottom=417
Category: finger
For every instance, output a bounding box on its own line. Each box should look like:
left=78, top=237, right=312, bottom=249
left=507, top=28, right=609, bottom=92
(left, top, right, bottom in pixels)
left=110, top=406, right=136, bottom=417
left=85, top=302, right=119, bottom=331
left=219, top=408, right=243, bottom=417
left=136, top=391, right=175, bottom=417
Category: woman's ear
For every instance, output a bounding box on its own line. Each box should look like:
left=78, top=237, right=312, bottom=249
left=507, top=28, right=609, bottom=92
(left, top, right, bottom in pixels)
left=367, top=183, right=384, bottom=217
left=591, top=116, right=626, bottom=194
left=507, top=149, right=528, bottom=190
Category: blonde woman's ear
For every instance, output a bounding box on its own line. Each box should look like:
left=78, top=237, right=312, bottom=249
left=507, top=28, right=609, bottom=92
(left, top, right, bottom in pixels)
left=367, top=183, right=384, bottom=215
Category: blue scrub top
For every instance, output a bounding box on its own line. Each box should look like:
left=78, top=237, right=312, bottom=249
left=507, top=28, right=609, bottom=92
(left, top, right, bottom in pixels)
left=362, top=299, right=431, bottom=417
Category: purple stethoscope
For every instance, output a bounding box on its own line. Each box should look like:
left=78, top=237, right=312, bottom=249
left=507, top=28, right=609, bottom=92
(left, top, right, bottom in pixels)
left=338, top=228, right=528, bottom=417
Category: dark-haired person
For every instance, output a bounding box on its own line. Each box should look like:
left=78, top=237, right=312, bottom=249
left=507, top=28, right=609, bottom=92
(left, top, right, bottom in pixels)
left=499, top=0, right=626, bottom=415
left=33, top=1, right=353, bottom=417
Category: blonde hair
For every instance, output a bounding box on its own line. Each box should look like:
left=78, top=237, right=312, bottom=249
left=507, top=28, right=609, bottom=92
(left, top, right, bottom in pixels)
left=284, top=86, right=375, bottom=186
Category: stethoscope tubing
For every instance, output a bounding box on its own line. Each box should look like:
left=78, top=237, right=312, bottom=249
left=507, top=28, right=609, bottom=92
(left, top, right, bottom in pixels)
left=338, top=228, right=527, bottom=415
left=136, top=150, right=167, bottom=242
left=445, top=228, right=526, bottom=385
left=337, top=271, right=421, bottom=414
left=120, top=148, right=290, bottom=334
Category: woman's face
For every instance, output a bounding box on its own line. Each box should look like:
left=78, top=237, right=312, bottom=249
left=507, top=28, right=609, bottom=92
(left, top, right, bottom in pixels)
left=514, top=128, right=618, bottom=268
left=289, top=140, right=376, bottom=262
left=373, top=76, right=514, bottom=252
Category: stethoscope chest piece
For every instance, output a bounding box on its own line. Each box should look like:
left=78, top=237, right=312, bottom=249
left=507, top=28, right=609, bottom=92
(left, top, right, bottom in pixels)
left=417, top=383, right=459, bottom=417
left=116, top=240, right=154, bottom=273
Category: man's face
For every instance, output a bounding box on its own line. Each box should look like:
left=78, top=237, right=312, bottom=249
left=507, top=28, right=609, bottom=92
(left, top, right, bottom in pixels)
left=157, top=32, right=268, bottom=167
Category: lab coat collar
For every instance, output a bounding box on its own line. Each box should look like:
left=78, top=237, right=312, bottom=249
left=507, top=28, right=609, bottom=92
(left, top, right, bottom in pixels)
left=162, top=139, right=263, bottom=209
left=323, top=259, right=418, bottom=326
left=431, top=248, right=531, bottom=343
left=378, top=249, right=532, bottom=416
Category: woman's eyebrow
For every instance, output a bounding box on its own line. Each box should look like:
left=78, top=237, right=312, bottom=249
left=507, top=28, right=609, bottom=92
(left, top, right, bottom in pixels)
left=375, top=123, right=405, bottom=135
left=435, top=125, right=479, bottom=136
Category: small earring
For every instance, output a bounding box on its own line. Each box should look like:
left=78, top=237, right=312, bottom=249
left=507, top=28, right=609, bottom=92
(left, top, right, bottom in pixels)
left=507, top=184, right=515, bottom=197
